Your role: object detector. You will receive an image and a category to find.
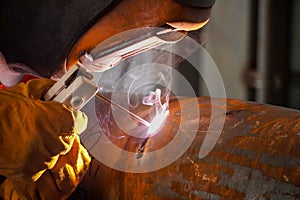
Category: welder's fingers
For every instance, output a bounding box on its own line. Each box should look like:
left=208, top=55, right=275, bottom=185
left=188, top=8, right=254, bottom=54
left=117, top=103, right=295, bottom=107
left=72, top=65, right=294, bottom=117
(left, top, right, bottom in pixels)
left=0, top=99, right=77, bottom=181
left=0, top=135, right=91, bottom=200
left=19, top=102, right=88, bottom=181
left=73, top=111, right=88, bottom=134
left=0, top=80, right=88, bottom=182
left=24, top=78, right=88, bottom=134
left=50, top=135, right=91, bottom=193
left=14, top=78, right=56, bottom=99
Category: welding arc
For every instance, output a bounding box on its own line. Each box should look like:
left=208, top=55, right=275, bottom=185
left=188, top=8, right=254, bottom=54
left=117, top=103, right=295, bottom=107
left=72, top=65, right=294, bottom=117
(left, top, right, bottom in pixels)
left=95, top=93, right=151, bottom=127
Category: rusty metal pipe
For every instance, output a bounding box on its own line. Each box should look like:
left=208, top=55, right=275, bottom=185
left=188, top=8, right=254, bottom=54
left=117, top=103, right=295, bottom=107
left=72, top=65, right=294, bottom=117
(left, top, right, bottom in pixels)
left=73, top=97, right=300, bottom=199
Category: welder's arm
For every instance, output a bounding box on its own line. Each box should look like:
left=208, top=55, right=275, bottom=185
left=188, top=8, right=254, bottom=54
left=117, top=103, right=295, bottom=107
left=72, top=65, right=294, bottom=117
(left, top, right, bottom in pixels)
left=0, top=78, right=91, bottom=199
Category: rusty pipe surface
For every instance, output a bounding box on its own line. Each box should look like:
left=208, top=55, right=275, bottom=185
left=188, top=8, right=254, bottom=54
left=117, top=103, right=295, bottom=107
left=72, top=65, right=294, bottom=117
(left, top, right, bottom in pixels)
left=72, top=97, right=300, bottom=200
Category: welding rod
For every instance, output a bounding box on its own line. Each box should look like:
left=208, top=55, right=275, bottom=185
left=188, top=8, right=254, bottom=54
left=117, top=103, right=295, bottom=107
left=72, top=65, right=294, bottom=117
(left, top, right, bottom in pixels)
left=95, top=93, right=151, bottom=127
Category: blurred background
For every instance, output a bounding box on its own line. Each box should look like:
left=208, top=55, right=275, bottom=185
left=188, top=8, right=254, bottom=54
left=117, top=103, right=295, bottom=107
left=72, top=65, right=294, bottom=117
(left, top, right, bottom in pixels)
left=178, top=0, right=300, bottom=110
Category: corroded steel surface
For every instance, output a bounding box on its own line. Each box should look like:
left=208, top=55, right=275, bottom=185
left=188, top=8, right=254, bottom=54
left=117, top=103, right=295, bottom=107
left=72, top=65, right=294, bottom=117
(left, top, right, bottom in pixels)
left=72, top=97, right=300, bottom=200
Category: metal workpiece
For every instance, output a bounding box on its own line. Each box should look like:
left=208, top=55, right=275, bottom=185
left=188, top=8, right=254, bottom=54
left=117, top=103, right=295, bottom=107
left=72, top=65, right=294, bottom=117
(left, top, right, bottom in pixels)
left=74, top=97, right=300, bottom=200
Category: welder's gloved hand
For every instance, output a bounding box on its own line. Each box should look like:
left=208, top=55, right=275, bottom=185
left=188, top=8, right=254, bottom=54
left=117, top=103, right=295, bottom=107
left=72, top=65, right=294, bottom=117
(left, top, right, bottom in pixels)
left=0, top=78, right=89, bottom=182
left=0, top=134, right=90, bottom=200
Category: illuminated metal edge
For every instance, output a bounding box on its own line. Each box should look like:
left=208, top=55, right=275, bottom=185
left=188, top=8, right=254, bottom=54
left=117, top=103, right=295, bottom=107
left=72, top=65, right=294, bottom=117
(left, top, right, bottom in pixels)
left=79, top=28, right=186, bottom=72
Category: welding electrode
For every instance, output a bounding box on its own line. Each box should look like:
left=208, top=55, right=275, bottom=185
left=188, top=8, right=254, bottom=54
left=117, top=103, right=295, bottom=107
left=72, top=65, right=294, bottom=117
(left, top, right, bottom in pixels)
left=95, top=93, right=151, bottom=127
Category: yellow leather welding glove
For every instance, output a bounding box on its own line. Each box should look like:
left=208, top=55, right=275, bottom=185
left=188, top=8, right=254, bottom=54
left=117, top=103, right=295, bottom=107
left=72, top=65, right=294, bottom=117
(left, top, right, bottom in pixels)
left=0, top=78, right=89, bottom=182
left=0, top=134, right=91, bottom=200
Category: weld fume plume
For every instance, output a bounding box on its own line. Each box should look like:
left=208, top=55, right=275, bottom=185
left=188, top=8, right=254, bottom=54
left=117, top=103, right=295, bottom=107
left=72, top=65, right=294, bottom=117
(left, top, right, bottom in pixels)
left=94, top=41, right=174, bottom=140
left=90, top=27, right=201, bottom=142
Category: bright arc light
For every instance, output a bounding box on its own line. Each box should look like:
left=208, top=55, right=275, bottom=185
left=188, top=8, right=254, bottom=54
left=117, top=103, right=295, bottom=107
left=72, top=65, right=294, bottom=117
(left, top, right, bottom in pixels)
left=143, top=88, right=170, bottom=137
left=147, top=105, right=169, bottom=136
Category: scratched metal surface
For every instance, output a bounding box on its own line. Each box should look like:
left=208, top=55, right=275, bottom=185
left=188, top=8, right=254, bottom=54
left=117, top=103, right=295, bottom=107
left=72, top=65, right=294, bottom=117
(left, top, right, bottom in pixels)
left=71, top=96, right=300, bottom=200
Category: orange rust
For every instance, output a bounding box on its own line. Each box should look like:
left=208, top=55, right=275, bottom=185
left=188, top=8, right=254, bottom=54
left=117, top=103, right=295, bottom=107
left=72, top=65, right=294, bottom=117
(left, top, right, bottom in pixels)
left=71, top=97, right=300, bottom=199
